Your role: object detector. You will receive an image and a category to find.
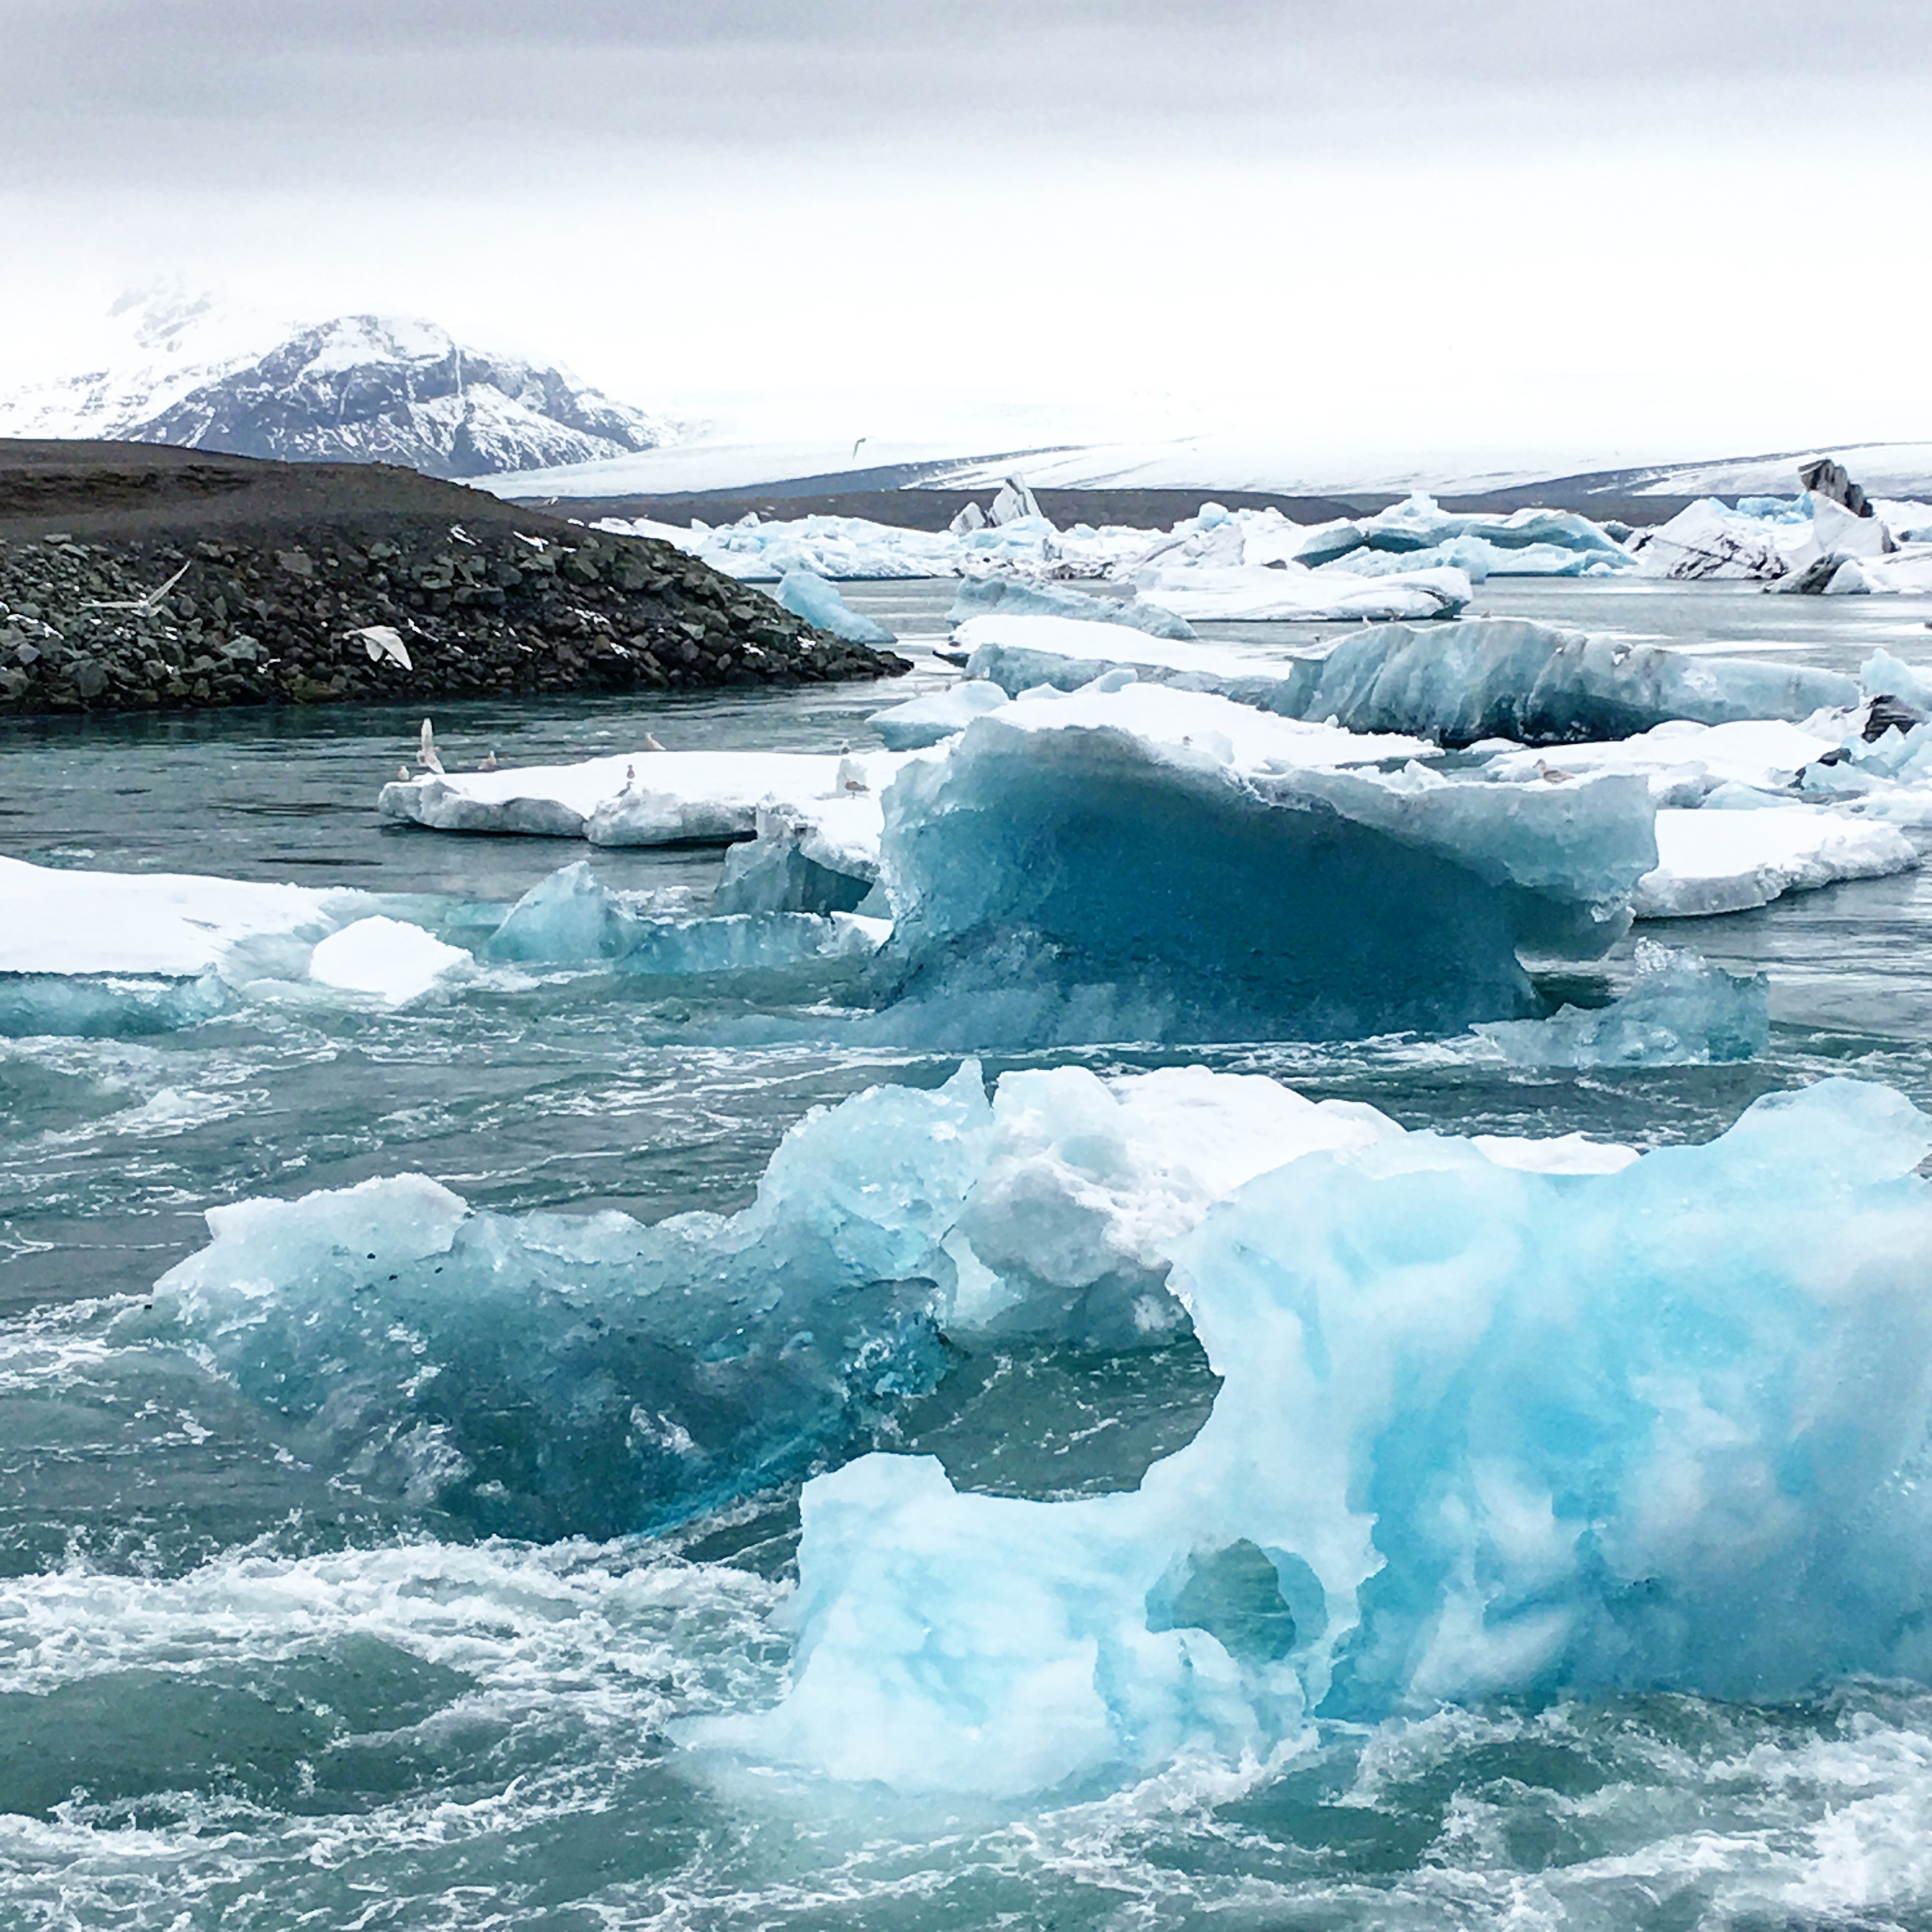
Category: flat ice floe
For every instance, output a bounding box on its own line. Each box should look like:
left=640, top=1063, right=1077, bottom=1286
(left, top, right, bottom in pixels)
left=1482, top=717, right=1847, bottom=802
left=1635, top=805, right=1917, bottom=917
left=1135, top=560, right=1471, bottom=622
left=378, top=747, right=910, bottom=845
left=0, top=854, right=346, bottom=976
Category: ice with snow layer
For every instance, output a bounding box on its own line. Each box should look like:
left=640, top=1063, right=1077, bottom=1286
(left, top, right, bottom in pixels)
left=0, top=854, right=440, bottom=1034
left=865, top=681, right=1659, bottom=1046
left=130, top=1059, right=1652, bottom=1548
left=958, top=614, right=1860, bottom=747
left=378, top=747, right=910, bottom=846
left=307, top=916, right=471, bottom=1004
left=1634, top=807, right=1916, bottom=917
left=696, top=1077, right=1932, bottom=1798
left=1482, top=717, right=1847, bottom=805
left=958, top=614, right=1317, bottom=714
left=1477, top=940, right=1768, bottom=1066
left=0, top=854, right=344, bottom=977
left=946, top=572, right=1197, bottom=641
left=1135, top=560, right=1472, bottom=623
left=866, top=678, right=1009, bottom=751
left=776, top=570, right=898, bottom=645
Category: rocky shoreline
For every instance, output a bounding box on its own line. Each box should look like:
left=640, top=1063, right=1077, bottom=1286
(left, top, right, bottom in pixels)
left=0, top=443, right=908, bottom=717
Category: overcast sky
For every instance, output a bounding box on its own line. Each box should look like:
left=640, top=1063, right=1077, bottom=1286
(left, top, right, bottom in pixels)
left=3, top=0, right=1929, bottom=475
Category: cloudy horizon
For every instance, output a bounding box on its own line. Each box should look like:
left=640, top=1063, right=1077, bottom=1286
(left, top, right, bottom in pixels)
left=4, top=0, right=1929, bottom=480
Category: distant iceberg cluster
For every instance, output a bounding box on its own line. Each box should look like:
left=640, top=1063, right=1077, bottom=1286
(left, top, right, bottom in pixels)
left=600, top=459, right=1932, bottom=606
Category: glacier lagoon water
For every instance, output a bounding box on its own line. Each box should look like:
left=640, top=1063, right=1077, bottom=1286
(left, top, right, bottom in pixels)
left=8, top=577, right=1932, bottom=1925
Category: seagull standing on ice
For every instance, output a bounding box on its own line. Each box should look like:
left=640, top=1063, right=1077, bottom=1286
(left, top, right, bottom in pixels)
left=418, top=719, right=445, bottom=774
left=644, top=733, right=666, bottom=752
left=836, top=740, right=868, bottom=793
left=479, top=749, right=498, bottom=771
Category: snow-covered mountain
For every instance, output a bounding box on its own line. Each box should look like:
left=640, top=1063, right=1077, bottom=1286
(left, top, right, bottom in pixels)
left=0, top=302, right=673, bottom=480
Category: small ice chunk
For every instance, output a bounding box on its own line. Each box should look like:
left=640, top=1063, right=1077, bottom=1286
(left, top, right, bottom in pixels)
left=1476, top=940, right=1768, bottom=1066
left=777, top=570, right=898, bottom=645
left=307, top=917, right=469, bottom=1003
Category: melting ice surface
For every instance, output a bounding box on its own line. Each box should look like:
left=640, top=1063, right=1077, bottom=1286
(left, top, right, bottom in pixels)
left=698, top=1077, right=1932, bottom=1797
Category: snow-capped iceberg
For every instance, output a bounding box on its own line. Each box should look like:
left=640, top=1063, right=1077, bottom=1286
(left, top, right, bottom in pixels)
left=1476, top=939, right=1768, bottom=1066
left=1634, top=806, right=1917, bottom=917
left=867, top=678, right=1009, bottom=751
left=866, top=682, right=1657, bottom=1045
left=696, top=1077, right=1932, bottom=1795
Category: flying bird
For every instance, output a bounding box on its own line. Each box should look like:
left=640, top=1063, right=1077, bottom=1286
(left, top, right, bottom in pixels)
left=852, top=436, right=868, bottom=459
left=418, top=719, right=444, bottom=774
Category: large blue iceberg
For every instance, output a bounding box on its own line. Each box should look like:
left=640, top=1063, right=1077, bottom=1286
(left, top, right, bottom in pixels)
left=696, top=1077, right=1932, bottom=1797
left=866, top=686, right=1658, bottom=1045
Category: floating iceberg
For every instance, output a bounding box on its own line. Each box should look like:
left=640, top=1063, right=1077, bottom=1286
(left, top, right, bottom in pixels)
left=776, top=569, right=898, bottom=645
left=484, top=861, right=884, bottom=972
left=946, top=572, right=1196, bottom=641
left=866, top=678, right=1009, bottom=751
left=698, top=1077, right=1932, bottom=1795
left=1298, top=494, right=1634, bottom=574
left=0, top=854, right=399, bottom=1034
left=1477, top=939, right=1769, bottom=1066
left=1135, top=561, right=1471, bottom=623
left=1637, top=493, right=1899, bottom=585
left=866, top=682, right=1657, bottom=1045
left=1634, top=806, right=1917, bottom=917
left=134, top=1058, right=1649, bottom=1548
left=962, top=615, right=1861, bottom=749
left=1482, top=717, right=1847, bottom=804
left=1292, top=618, right=1859, bottom=746
left=379, top=747, right=908, bottom=847
left=958, top=615, right=1321, bottom=716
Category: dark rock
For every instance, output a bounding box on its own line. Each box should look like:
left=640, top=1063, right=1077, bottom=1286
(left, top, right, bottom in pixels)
left=1800, top=456, right=1874, bottom=519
